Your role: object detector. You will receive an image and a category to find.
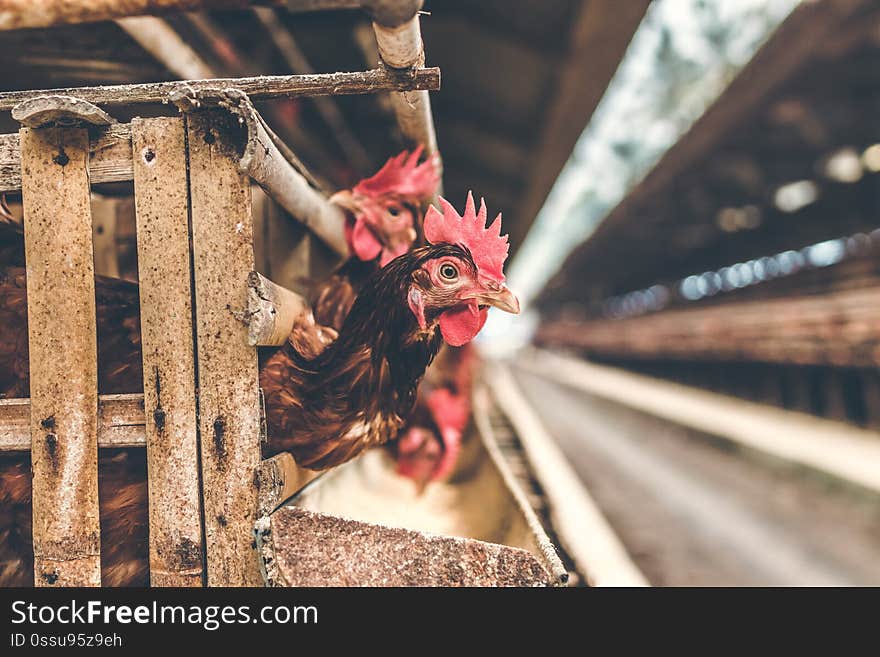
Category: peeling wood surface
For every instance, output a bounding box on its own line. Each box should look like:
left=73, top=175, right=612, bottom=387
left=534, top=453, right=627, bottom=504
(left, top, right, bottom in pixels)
left=0, top=394, right=146, bottom=452
left=0, top=68, right=441, bottom=111
left=11, top=95, right=116, bottom=128
left=132, top=117, right=204, bottom=587
left=246, top=271, right=308, bottom=347
left=0, top=0, right=299, bottom=30
left=187, top=110, right=263, bottom=586
left=21, top=126, right=101, bottom=587
left=0, top=124, right=133, bottom=193
left=255, top=452, right=317, bottom=517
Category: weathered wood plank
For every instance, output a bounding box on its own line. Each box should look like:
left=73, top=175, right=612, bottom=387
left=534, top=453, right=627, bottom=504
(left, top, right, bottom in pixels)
left=132, top=117, right=204, bottom=587
left=21, top=126, right=101, bottom=587
left=0, top=124, right=132, bottom=193
left=187, top=109, right=263, bottom=586
left=0, top=0, right=380, bottom=31
left=0, top=68, right=441, bottom=111
left=0, top=394, right=146, bottom=452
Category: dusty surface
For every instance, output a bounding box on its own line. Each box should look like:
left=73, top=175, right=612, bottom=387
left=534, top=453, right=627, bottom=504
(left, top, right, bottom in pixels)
left=258, top=506, right=550, bottom=587
left=512, top=365, right=880, bottom=586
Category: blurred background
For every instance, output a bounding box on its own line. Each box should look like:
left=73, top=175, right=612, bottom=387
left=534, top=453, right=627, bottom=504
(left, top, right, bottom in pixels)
left=3, top=0, right=880, bottom=585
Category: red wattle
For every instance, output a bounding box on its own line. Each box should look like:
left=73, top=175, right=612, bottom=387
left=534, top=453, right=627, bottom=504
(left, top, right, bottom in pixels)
left=438, top=301, right=488, bottom=346
left=349, top=217, right=383, bottom=262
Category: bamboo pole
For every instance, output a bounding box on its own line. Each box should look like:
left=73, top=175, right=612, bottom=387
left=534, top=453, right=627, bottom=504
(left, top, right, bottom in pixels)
left=132, top=117, right=204, bottom=587
left=0, top=0, right=421, bottom=31
left=20, top=125, right=101, bottom=587
left=246, top=271, right=309, bottom=347
left=115, top=16, right=215, bottom=80
left=372, top=11, right=440, bottom=171
left=0, top=0, right=280, bottom=30
left=0, top=68, right=440, bottom=111
left=187, top=109, right=263, bottom=586
left=255, top=452, right=318, bottom=516
left=0, top=394, right=145, bottom=452
left=2, top=100, right=348, bottom=255
left=172, top=88, right=348, bottom=256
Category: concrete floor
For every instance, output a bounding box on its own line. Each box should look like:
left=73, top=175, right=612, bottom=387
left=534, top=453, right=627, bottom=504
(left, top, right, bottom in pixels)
left=511, top=365, right=880, bottom=586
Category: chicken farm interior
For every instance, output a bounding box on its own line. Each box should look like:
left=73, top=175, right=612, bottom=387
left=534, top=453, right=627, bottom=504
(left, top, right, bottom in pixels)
left=0, top=0, right=879, bottom=588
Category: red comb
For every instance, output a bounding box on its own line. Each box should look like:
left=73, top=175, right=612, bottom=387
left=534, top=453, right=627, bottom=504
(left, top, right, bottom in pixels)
left=423, top=192, right=509, bottom=282
left=353, top=146, right=439, bottom=201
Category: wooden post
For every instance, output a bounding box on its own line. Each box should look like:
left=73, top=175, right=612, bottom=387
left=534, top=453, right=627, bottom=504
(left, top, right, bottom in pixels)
left=187, top=109, right=263, bottom=586
left=132, top=117, right=205, bottom=587
left=20, top=125, right=101, bottom=586
left=372, top=8, right=441, bottom=186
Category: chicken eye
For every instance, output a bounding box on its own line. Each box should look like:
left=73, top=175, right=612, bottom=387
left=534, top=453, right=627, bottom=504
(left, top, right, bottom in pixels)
left=387, top=206, right=401, bottom=218
left=439, top=263, right=459, bottom=281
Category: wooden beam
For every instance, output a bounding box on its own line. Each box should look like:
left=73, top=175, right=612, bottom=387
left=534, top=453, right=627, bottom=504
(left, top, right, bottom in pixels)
left=21, top=124, right=101, bottom=587
left=537, top=285, right=880, bottom=368
left=115, top=16, right=214, bottom=80
left=0, top=68, right=441, bottom=111
left=0, top=394, right=146, bottom=452
left=510, top=0, right=650, bottom=252
left=0, top=125, right=132, bottom=194
left=132, top=116, right=204, bottom=587
left=187, top=109, right=263, bottom=586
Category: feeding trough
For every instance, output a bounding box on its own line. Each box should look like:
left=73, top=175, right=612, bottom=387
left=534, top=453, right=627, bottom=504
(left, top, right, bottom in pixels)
left=255, top=386, right=568, bottom=587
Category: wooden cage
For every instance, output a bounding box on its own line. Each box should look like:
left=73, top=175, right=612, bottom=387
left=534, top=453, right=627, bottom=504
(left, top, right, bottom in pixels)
left=0, top=2, right=445, bottom=587
left=0, top=1, right=570, bottom=588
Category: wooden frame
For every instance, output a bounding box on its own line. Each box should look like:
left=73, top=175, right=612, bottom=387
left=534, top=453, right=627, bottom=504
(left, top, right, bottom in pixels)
left=1, top=0, right=444, bottom=587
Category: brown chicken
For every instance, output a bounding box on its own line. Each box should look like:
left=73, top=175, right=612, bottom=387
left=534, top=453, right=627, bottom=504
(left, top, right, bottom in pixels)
left=0, top=191, right=518, bottom=586
left=394, top=343, right=476, bottom=487
left=313, top=146, right=439, bottom=332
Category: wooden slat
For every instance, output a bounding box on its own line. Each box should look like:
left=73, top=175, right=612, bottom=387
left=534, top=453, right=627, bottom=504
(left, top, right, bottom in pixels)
left=0, top=68, right=441, bottom=111
left=132, top=117, right=204, bottom=587
left=0, top=124, right=132, bottom=193
left=187, top=109, right=263, bottom=586
left=21, top=126, right=100, bottom=586
left=0, top=394, right=146, bottom=452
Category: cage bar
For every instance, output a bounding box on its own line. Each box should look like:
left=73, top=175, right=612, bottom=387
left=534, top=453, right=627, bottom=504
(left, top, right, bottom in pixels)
left=20, top=125, right=101, bottom=586
left=132, top=117, right=205, bottom=587
left=187, top=109, right=263, bottom=586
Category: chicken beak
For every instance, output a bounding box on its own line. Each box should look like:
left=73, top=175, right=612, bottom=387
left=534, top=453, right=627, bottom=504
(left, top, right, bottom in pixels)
left=476, top=285, right=520, bottom=315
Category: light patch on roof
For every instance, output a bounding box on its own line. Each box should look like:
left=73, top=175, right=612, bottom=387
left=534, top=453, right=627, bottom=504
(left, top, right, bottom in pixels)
left=501, top=0, right=801, bottom=314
